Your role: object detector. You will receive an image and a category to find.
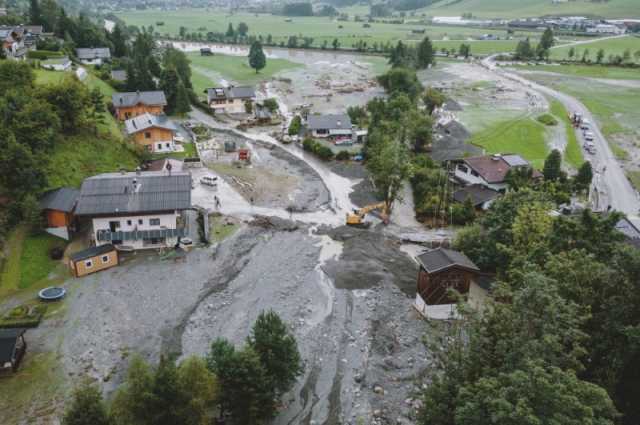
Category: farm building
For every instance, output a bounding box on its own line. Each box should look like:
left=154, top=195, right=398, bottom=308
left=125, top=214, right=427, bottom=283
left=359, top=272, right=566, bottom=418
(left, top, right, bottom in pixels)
left=69, top=244, right=118, bottom=277
left=74, top=171, right=192, bottom=251
left=0, top=328, right=27, bottom=373
left=413, top=248, right=493, bottom=319
left=112, top=90, right=167, bottom=121
left=39, top=187, right=79, bottom=240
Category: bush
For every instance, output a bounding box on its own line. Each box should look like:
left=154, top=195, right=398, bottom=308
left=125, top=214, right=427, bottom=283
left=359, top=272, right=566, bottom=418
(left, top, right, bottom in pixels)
left=537, top=114, right=558, bottom=126
left=315, top=145, right=335, bottom=160
left=262, top=98, right=279, bottom=113
left=0, top=303, right=47, bottom=328
left=27, top=50, right=64, bottom=60
left=50, top=246, right=64, bottom=260
left=288, top=115, right=302, bottom=136
left=336, top=150, right=351, bottom=160
left=302, top=137, right=315, bottom=152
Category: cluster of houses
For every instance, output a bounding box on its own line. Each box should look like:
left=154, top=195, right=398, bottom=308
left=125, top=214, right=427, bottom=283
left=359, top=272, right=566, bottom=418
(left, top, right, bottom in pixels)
left=0, top=25, right=43, bottom=59
left=508, top=16, right=630, bottom=34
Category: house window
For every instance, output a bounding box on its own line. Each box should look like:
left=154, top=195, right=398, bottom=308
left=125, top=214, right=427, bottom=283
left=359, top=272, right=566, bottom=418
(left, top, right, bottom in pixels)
left=471, top=170, right=479, bottom=177
left=85, top=260, right=93, bottom=268
left=126, top=220, right=132, bottom=226
left=149, top=218, right=160, bottom=226
left=458, top=165, right=469, bottom=174
left=165, top=143, right=170, bottom=148
left=138, top=219, right=143, bottom=225
left=109, top=221, right=120, bottom=232
left=101, top=255, right=110, bottom=264
left=157, top=143, right=162, bottom=150
left=145, top=132, right=152, bottom=139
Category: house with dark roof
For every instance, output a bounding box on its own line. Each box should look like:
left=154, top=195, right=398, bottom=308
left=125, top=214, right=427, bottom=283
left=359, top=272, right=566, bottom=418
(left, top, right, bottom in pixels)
left=112, top=91, right=167, bottom=121
left=305, top=114, right=354, bottom=139
left=68, top=244, right=118, bottom=277
left=453, top=153, right=540, bottom=192
left=74, top=171, right=192, bottom=250
left=125, top=113, right=178, bottom=153
left=413, top=247, right=493, bottom=319
left=206, top=86, right=256, bottom=114
left=0, top=328, right=27, bottom=373
left=452, top=184, right=500, bottom=211
left=76, top=47, right=111, bottom=65
left=39, top=187, right=79, bottom=240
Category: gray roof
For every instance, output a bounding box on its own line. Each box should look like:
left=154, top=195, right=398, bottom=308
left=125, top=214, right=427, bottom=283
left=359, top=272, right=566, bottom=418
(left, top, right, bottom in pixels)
left=502, top=154, right=529, bottom=167
left=416, top=248, right=479, bottom=274
left=0, top=328, right=26, bottom=364
left=74, top=171, right=192, bottom=216
left=616, top=217, right=640, bottom=240
left=207, top=86, right=255, bottom=100
left=112, top=91, right=167, bottom=108
left=110, top=70, right=127, bottom=81
left=453, top=184, right=500, bottom=207
left=39, top=187, right=79, bottom=212
left=76, top=47, right=111, bottom=60
left=69, top=244, right=116, bottom=262
left=125, top=113, right=177, bottom=135
left=306, top=114, right=352, bottom=130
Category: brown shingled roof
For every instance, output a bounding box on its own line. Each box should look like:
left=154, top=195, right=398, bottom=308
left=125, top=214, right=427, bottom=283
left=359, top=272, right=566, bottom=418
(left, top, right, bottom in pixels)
left=464, top=155, right=513, bottom=184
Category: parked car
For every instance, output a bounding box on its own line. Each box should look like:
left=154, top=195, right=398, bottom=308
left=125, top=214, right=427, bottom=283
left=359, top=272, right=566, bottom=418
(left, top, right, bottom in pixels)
left=584, top=132, right=595, bottom=141
left=200, top=176, right=218, bottom=187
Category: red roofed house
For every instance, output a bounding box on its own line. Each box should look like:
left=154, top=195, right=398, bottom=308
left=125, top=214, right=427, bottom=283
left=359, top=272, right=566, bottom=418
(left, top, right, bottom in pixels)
left=453, top=153, right=540, bottom=192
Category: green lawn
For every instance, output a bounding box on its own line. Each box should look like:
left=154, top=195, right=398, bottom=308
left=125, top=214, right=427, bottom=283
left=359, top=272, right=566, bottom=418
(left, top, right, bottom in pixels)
left=550, top=35, right=640, bottom=64
left=152, top=141, right=197, bottom=160
left=628, top=170, right=640, bottom=191
left=35, top=68, right=67, bottom=85
left=188, top=52, right=302, bottom=94
left=550, top=100, right=584, bottom=169
left=417, top=0, right=640, bottom=18
left=468, top=117, right=549, bottom=169
left=117, top=8, right=545, bottom=54
left=514, top=63, right=640, bottom=80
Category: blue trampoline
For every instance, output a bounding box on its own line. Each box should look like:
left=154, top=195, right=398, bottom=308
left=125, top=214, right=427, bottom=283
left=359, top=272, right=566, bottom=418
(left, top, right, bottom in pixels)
left=38, top=287, right=66, bottom=301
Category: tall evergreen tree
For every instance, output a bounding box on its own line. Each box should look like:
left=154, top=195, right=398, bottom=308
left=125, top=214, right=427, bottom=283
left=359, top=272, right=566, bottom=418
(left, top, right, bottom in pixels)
left=248, top=40, right=266, bottom=74
left=543, top=149, right=562, bottom=181
left=29, top=0, right=42, bottom=26
left=159, top=67, right=179, bottom=113
left=174, top=79, right=191, bottom=116
left=574, top=160, right=593, bottom=191
left=225, top=23, right=235, bottom=38
left=247, top=310, right=303, bottom=396
left=62, top=384, right=111, bottom=425
left=111, top=25, right=128, bottom=58
left=416, top=36, right=435, bottom=68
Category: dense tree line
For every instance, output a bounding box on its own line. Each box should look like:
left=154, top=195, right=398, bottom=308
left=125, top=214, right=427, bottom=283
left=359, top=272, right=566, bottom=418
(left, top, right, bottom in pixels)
left=0, top=61, right=106, bottom=228
left=62, top=311, right=303, bottom=425
left=419, top=186, right=640, bottom=424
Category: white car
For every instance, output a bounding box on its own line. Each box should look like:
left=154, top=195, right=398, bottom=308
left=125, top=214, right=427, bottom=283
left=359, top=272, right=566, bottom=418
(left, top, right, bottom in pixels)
left=200, top=176, right=218, bottom=187
left=584, top=132, right=595, bottom=141
left=174, top=134, right=185, bottom=143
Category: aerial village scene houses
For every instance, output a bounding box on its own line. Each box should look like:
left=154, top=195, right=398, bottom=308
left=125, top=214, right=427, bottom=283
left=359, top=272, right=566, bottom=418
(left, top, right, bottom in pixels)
left=1, top=1, right=640, bottom=423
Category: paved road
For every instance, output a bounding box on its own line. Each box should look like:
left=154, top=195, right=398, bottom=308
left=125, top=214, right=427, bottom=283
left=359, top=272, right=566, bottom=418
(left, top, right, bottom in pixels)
left=550, top=34, right=629, bottom=50
left=482, top=55, right=640, bottom=218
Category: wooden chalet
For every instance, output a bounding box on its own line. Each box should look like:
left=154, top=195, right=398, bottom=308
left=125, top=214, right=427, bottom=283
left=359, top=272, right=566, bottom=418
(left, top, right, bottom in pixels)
left=112, top=91, right=167, bottom=121
left=39, top=187, right=79, bottom=240
left=68, top=244, right=118, bottom=277
left=414, top=247, right=492, bottom=319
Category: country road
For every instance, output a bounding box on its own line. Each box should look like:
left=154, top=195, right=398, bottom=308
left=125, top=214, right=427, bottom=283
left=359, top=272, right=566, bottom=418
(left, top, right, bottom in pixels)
left=482, top=55, right=640, bottom=219
left=550, top=34, right=629, bottom=50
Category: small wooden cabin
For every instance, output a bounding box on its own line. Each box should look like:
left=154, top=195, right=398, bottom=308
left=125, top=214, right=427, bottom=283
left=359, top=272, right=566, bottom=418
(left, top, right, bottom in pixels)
left=69, top=244, right=118, bottom=277
left=39, top=187, right=79, bottom=240
left=414, top=248, right=492, bottom=319
left=0, top=328, right=26, bottom=373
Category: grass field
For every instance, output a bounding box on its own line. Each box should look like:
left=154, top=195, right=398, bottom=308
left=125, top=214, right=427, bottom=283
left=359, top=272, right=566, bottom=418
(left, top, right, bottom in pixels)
left=628, top=170, right=640, bottom=191
left=417, top=0, right=640, bottom=19
left=117, top=8, right=545, bottom=54
left=468, top=117, right=549, bottom=169
left=550, top=36, right=640, bottom=64
left=188, top=52, right=302, bottom=96
left=550, top=100, right=584, bottom=169
left=514, top=63, right=640, bottom=80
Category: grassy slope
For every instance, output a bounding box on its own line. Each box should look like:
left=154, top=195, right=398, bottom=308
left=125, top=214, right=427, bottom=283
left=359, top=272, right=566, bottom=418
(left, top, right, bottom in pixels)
left=419, top=0, right=640, bottom=18
left=468, top=117, right=549, bottom=169
left=514, top=63, right=640, bottom=80
left=550, top=100, right=584, bottom=169
left=550, top=36, right=640, bottom=64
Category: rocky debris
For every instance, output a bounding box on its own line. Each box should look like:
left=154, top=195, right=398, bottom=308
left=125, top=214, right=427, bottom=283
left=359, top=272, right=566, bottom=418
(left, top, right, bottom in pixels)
left=249, top=215, right=300, bottom=231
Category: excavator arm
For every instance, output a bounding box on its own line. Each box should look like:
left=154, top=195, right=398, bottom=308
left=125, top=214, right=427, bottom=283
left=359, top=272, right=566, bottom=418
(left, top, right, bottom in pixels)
left=346, top=202, right=389, bottom=227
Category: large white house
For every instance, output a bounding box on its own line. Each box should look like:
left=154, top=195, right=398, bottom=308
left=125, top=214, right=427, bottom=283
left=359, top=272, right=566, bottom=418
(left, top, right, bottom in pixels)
left=74, top=171, right=192, bottom=250
left=206, top=86, right=256, bottom=114
left=76, top=47, right=111, bottom=65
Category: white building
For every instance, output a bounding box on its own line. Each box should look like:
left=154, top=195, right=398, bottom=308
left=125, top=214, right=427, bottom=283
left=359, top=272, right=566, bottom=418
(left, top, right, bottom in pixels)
left=41, top=56, right=72, bottom=71
left=207, top=86, right=256, bottom=114
left=76, top=47, right=111, bottom=65
left=586, top=24, right=626, bottom=35
left=74, top=171, right=192, bottom=250
left=453, top=154, right=540, bottom=192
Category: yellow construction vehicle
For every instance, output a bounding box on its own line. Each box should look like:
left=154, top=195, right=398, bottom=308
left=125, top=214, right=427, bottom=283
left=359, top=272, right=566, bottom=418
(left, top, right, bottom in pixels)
left=346, top=202, right=389, bottom=228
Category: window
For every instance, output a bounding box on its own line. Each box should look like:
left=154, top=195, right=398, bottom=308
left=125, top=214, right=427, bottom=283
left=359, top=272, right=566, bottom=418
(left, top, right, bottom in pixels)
left=458, top=165, right=469, bottom=174
left=166, top=143, right=171, bottom=148
left=138, top=219, right=143, bottom=225
left=126, top=220, right=132, bottom=226
left=85, top=260, right=93, bottom=268
left=471, top=170, right=480, bottom=177
left=149, top=218, right=160, bottom=226
left=157, top=143, right=162, bottom=150
left=144, top=132, right=151, bottom=139
left=109, top=221, right=120, bottom=232
left=101, top=255, right=110, bottom=264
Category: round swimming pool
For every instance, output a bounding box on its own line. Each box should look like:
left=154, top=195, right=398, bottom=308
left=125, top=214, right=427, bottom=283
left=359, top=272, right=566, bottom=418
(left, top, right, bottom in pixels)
left=38, top=287, right=66, bottom=301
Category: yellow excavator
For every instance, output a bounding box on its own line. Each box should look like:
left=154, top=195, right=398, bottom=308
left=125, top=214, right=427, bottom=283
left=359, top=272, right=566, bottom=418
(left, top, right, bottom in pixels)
left=346, top=202, right=389, bottom=228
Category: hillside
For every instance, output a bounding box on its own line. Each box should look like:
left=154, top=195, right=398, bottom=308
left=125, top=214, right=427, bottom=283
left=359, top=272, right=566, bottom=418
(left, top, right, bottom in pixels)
left=419, top=0, right=640, bottom=19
